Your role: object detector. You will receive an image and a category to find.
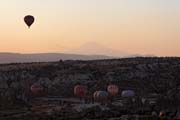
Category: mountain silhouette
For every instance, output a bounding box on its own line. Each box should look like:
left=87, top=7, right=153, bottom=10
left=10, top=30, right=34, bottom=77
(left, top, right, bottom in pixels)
left=65, top=42, right=132, bottom=57
left=0, top=52, right=113, bottom=64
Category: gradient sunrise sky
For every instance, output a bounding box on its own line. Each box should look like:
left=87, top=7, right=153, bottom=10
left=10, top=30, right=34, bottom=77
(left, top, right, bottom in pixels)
left=0, top=0, right=180, bottom=56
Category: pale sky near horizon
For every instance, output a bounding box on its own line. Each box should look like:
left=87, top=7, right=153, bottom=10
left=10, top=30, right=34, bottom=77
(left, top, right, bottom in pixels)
left=0, top=0, right=180, bottom=56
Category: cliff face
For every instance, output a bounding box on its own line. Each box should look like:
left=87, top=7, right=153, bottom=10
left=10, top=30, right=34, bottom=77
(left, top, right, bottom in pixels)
left=0, top=57, right=180, bottom=101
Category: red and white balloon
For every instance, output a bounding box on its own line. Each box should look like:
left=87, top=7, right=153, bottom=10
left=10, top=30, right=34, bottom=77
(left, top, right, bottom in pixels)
left=74, top=85, right=87, bottom=98
left=107, top=84, right=119, bottom=96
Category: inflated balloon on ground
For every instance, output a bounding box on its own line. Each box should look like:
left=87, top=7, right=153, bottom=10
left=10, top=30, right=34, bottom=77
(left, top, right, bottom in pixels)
left=107, top=84, right=119, bottom=96
left=93, top=91, right=109, bottom=103
left=121, top=90, right=135, bottom=98
left=30, top=83, right=43, bottom=96
left=74, top=85, right=87, bottom=98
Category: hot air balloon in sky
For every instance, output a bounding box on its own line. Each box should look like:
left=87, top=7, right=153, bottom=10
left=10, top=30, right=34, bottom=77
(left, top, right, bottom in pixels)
left=107, top=84, right=119, bottom=96
left=24, top=15, right=35, bottom=28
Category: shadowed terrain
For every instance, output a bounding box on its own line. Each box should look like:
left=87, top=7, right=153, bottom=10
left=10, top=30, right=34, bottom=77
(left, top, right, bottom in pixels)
left=0, top=57, right=180, bottom=119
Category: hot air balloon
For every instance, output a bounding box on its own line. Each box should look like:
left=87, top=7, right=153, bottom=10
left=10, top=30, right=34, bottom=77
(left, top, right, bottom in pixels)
left=24, top=15, right=35, bottom=28
left=93, top=91, right=109, bottom=104
left=93, top=91, right=99, bottom=101
left=107, top=84, right=119, bottom=96
left=121, top=90, right=135, bottom=98
left=30, top=83, right=43, bottom=96
left=74, top=85, right=87, bottom=101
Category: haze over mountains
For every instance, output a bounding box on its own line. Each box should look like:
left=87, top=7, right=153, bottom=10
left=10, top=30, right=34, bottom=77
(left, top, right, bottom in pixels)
left=0, top=42, right=155, bottom=64
left=65, top=42, right=131, bottom=57
left=0, top=53, right=113, bottom=64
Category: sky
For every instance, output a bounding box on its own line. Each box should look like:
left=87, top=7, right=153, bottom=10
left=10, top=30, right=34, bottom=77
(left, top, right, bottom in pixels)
left=0, top=0, right=180, bottom=56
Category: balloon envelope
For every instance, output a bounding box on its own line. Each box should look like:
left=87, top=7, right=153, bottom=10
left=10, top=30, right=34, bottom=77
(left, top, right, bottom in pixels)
left=93, top=91, right=99, bottom=98
left=93, top=91, right=108, bottom=101
left=107, top=84, right=119, bottom=96
left=74, top=85, right=87, bottom=98
left=24, top=15, right=34, bottom=28
left=121, top=90, right=135, bottom=98
left=31, top=83, right=43, bottom=95
left=97, top=91, right=109, bottom=98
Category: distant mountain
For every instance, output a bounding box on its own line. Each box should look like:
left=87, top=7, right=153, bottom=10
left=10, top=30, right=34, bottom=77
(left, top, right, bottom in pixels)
left=65, top=42, right=132, bottom=57
left=0, top=53, right=113, bottom=64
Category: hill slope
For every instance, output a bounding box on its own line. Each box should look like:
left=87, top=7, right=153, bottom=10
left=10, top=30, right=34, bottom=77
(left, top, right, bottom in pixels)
left=0, top=53, right=113, bottom=64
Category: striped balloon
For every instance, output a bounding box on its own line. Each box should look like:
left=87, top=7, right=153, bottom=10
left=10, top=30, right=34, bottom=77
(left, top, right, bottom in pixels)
left=107, top=84, right=119, bottom=96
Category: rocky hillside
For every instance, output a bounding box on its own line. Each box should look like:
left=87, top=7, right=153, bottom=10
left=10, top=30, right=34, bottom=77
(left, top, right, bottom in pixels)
left=0, top=57, right=180, bottom=102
